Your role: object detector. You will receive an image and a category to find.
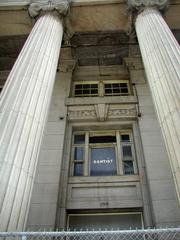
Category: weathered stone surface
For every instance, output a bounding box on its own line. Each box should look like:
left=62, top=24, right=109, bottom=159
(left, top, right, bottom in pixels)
left=0, top=13, right=63, bottom=231
left=136, top=83, right=180, bottom=226
left=127, top=0, right=169, bottom=11
left=29, top=0, right=69, bottom=18
left=135, top=7, right=180, bottom=202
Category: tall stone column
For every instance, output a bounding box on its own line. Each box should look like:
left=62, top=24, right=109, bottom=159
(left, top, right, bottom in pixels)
left=0, top=1, right=69, bottom=231
left=128, top=1, right=180, bottom=201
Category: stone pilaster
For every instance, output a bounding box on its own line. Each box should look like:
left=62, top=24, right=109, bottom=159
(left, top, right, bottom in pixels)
left=128, top=0, right=180, bottom=201
left=0, top=1, right=69, bottom=231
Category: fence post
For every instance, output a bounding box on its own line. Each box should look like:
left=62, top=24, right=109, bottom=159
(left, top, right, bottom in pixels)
left=22, top=235, right=27, bottom=240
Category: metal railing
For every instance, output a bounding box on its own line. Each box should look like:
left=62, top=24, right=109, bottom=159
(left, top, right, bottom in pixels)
left=0, top=228, right=180, bottom=240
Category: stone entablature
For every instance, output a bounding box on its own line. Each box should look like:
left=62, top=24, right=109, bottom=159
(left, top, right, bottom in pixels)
left=66, top=94, right=138, bottom=121
left=67, top=103, right=137, bottom=121
left=0, top=0, right=178, bottom=37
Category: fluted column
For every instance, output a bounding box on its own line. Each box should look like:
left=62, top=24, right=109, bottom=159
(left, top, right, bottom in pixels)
left=128, top=1, right=180, bottom=201
left=0, top=1, right=69, bottom=231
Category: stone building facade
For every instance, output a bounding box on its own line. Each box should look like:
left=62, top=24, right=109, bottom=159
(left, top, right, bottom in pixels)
left=0, top=0, right=180, bottom=232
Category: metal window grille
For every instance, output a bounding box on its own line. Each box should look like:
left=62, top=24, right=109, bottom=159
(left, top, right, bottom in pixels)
left=0, top=228, right=180, bottom=240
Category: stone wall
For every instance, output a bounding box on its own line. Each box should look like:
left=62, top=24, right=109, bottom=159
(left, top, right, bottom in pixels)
left=26, top=64, right=180, bottom=230
left=136, top=82, right=180, bottom=227
left=26, top=71, right=71, bottom=230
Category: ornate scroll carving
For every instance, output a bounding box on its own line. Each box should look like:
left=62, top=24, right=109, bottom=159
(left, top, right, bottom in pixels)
left=28, top=0, right=69, bottom=18
left=127, top=0, right=169, bottom=11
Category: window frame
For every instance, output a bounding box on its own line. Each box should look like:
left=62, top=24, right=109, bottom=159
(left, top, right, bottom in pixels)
left=103, top=80, right=130, bottom=96
left=71, top=130, right=137, bottom=177
left=73, top=81, right=99, bottom=97
left=72, top=80, right=131, bottom=97
left=71, top=133, right=86, bottom=176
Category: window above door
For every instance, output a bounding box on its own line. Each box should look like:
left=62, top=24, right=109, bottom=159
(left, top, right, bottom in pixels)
left=72, top=80, right=131, bottom=97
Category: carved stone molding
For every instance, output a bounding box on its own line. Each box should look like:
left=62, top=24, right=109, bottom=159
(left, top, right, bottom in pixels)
left=127, top=0, right=169, bottom=12
left=108, top=108, right=137, bottom=117
left=68, top=110, right=96, bottom=120
left=58, top=59, right=76, bottom=73
left=95, top=104, right=109, bottom=122
left=28, top=0, right=69, bottom=18
left=67, top=104, right=137, bottom=121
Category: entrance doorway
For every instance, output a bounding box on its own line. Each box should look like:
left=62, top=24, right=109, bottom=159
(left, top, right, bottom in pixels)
left=68, top=212, right=143, bottom=230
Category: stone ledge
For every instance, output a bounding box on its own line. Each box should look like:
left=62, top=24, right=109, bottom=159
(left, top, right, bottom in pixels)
left=66, top=96, right=137, bottom=105
left=69, top=175, right=140, bottom=183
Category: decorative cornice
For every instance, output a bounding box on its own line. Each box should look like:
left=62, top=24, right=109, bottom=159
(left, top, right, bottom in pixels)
left=127, top=0, right=169, bottom=12
left=28, top=0, right=69, bottom=18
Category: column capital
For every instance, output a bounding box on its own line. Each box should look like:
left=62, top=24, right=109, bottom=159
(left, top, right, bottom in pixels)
left=127, top=0, right=169, bottom=12
left=28, top=0, right=69, bottom=18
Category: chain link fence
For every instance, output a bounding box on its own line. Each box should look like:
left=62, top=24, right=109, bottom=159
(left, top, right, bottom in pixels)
left=0, top=228, right=180, bottom=240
